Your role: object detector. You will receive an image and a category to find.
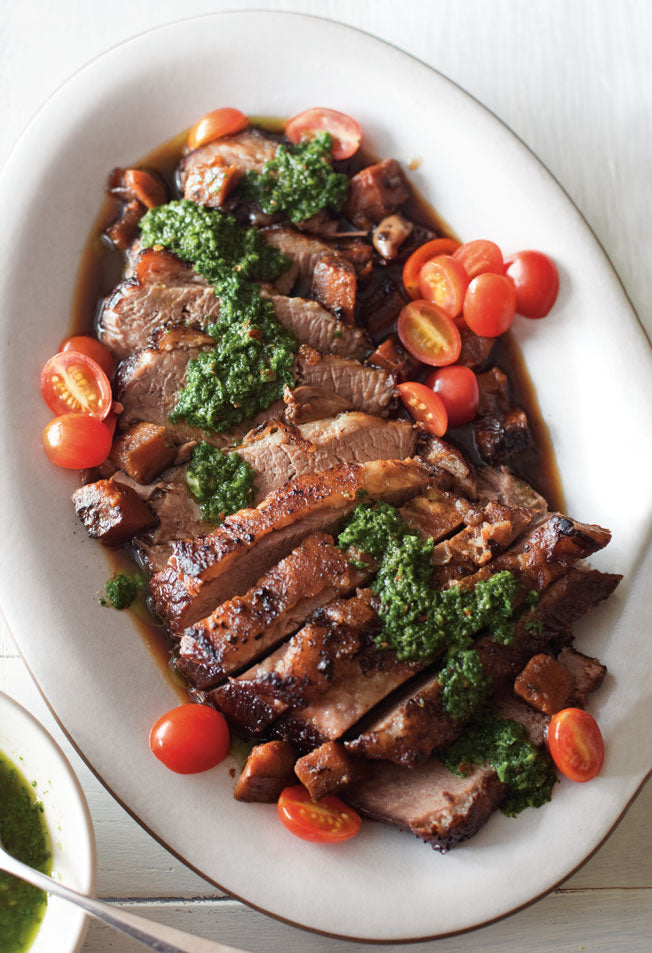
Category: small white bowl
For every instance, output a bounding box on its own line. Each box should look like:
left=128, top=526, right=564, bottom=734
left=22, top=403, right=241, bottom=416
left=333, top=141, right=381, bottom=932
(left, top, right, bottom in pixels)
left=0, top=690, right=96, bottom=953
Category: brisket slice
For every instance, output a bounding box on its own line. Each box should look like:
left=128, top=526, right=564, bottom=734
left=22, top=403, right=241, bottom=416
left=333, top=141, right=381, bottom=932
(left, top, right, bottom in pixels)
left=209, top=590, right=424, bottom=740
left=476, top=465, right=549, bottom=522
left=260, top=290, right=369, bottom=359
left=115, top=335, right=391, bottom=445
left=294, top=347, right=394, bottom=417
left=345, top=758, right=506, bottom=852
left=210, top=499, right=541, bottom=745
left=178, top=129, right=279, bottom=205
left=100, top=265, right=367, bottom=360
left=149, top=457, right=436, bottom=631
left=260, top=226, right=341, bottom=293
left=177, top=533, right=373, bottom=688
left=429, top=500, right=532, bottom=585
left=420, top=435, right=478, bottom=499
left=346, top=569, right=620, bottom=766
left=463, top=513, right=611, bottom=593
left=132, top=414, right=417, bottom=572
left=345, top=655, right=607, bottom=852
left=98, top=279, right=221, bottom=358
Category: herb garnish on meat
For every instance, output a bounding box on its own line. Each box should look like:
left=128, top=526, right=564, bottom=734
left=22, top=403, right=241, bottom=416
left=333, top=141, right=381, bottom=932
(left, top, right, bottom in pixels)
left=242, top=133, right=348, bottom=223
left=338, top=502, right=526, bottom=719
left=139, top=201, right=297, bottom=431
left=443, top=712, right=558, bottom=816
left=185, top=443, right=255, bottom=522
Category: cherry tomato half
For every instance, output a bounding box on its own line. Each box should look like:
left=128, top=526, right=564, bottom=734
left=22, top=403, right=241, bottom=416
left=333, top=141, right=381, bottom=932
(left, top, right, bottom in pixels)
left=397, top=300, right=461, bottom=367
left=277, top=785, right=361, bottom=843
left=187, top=108, right=249, bottom=151
left=418, top=255, right=469, bottom=318
left=397, top=382, right=448, bottom=436
left=425, top=365, right=479, bottom=428
left=463, top=273, right=516, bottom=337
left=42, top=414, right=113, bottom=469
left=60, top=335, right=115, bottom=378
left=402, top=238, right=461, bottom=299
left=41, top=351, right=112, bottom=420
left=453, top=239, right=504, bottom=279
left=547, top=708, right=604, bottom=783
left=505, top=250, right=559, bottom=318
left=285, top=108, right=361, bottom=160
left=150, top=704, right=230, bottom=775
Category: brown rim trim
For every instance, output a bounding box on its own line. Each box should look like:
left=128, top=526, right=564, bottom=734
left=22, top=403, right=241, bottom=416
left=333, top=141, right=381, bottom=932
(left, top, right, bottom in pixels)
left=4, top=6, right=652, bottom=945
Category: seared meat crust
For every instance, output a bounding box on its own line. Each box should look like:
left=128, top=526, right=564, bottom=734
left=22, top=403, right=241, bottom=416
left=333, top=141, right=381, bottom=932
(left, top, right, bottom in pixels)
left=346, top=569, right=620, bottom=766
left=178, top=533, right=372, bottom=688
left=150, top=458, right=436, bottom=630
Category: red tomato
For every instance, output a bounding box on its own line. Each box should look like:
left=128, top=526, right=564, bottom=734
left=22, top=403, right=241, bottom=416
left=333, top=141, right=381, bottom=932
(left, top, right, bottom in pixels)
left=42, top=414, right=113, bottom=469
left=453, top=239, right=504, bottom=279
left=187, top=108, right=249, bottom=151
left=149, top=704, right=230, bottom=775
left=397, top=382, right=448, bottom=436
left=505, top=250, right=559, bottom=318
left=397, top=300, right=461, bottom=367
left=285, top=108, right=361, bottom=160
left=463, top=273, right=516, bottom=337
left=41, top=351, right=112, bottom=420
left=277, top=785, right=361, bottom=843
left=60, top=336, right=115, bottom=378
left=402, top=238, right=461, bottom=299
left=425, top=365, right=479, bottom=427
left=547, top=708, right=604, bottom=783
left=418, top=255, right=469, bottom=318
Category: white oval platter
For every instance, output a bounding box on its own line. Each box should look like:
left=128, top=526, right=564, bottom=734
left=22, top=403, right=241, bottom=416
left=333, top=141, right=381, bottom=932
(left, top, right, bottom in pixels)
left=0, top=11, right=651, bottom=942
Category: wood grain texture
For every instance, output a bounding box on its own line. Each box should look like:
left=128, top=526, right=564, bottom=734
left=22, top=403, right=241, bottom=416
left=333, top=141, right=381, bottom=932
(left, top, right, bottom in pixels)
left=1, top=0, right=650, bottom=949
left=78, top=893, right=652, bottom=953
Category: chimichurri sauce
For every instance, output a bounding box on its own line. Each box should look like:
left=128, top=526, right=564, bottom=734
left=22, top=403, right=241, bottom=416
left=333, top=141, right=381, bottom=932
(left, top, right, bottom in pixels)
left=0, top=752, right=52, bottom=953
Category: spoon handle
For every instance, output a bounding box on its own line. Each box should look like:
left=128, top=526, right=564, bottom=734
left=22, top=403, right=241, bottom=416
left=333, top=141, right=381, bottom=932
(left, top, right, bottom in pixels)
left=2, top=850, right=246, bottom=953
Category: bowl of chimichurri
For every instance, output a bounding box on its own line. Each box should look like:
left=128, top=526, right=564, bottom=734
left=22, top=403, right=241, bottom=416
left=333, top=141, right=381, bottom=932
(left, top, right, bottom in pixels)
left=0, top=692, right=96, bottom=953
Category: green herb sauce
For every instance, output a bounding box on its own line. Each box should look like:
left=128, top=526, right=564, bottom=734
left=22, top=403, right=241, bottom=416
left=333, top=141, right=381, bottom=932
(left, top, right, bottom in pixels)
left=337, top=502, right=533, bottom=720
left=0, top=752, right=52, bottom=953
left=442, top=712, right=558, bottom=816
left=100, top=572, right=145, bottom=610
left=243, top=133, right=349, bottom=223
left=139, top=200, right=297, bottom=432
left=185, top=442, right=255, bottom=522
left=438, top=649, right=493, bottom=722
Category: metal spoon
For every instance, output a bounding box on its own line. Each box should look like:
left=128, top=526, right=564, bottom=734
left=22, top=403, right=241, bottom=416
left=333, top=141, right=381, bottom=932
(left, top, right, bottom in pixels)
left=0, top=834, right=247, bottom=953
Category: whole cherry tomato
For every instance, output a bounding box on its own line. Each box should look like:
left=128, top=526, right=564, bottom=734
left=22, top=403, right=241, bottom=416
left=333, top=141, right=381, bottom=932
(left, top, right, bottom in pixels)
left=425, top=365, right=479, bottom=427
left=463, top=273, right=516, bottom=337
left=505, top=250, right=559, bottom=318
left=453, top=239, right=504, bottom=279
left=42, top=414, right=113, bottom=469
left=150, top=704, right=230, bottom=774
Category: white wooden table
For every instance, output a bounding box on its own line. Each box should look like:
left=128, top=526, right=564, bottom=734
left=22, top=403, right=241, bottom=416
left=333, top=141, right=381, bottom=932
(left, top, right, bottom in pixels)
left=2, top=1, right=650, bottom=950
